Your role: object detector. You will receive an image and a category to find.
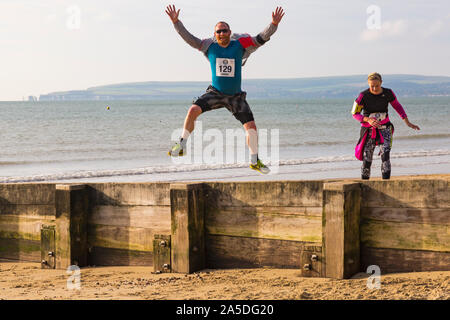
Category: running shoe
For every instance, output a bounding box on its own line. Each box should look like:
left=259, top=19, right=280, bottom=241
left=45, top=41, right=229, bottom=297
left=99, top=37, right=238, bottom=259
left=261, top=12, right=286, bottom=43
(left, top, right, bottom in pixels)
left=168, top=142, right=185, bottom=157
left=250, top=159, right=270, bottom=174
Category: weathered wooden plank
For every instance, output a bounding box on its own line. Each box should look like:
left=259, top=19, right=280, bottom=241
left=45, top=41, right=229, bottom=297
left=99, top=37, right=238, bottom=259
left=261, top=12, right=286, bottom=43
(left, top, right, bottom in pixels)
left=87, top=183, right=171, bottom=206
left=361, top=207, right=450, bottom=225
left=55, top=185, right=89, bottom=268
left=153, top=234, right=171, bottom=273
left=0, top=215, right=55, bottom=241
left=204, top=181, right=323, bottom=208
left=361, top=219, right=450, bottom=252
left=89, top=205, right=171, bottom=229
left=87, top=224, right=154, bottom=252
left=300, top=246, right=323, bottom=278
left=41, top=225, right=56, bottom=269
left=205, top=208, right=322, bottom=242
left=217, top=206, right=322, bottom=217
left=0, top=184, right=55, bottom=204
left=361, top=246, right=450, bottom=274
left=361, top=179, right=449, bottom=209
left=206, top=234, right=320, bottom=269
left=170, top=183, right=205, bottom=273
left=88, top=246, right=152, bottom=266
left=55, top=187, right=71, bottom=269
left=0, top=204, right=55, bottom=217
left=322, top=183, right=361, bottom=279
left=0, top=213, right=55, bottom=223
left=0, top=238, right=41, bottom=262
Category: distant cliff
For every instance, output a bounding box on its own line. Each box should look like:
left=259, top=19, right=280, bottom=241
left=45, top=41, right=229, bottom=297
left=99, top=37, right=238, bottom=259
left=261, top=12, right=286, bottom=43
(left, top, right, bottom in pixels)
left=39, top=74, right=450, bottom=101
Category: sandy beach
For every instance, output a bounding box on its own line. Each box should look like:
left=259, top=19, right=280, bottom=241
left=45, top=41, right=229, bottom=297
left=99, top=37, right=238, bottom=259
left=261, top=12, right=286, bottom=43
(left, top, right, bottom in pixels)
left=0, top=260, right=448, bottom=300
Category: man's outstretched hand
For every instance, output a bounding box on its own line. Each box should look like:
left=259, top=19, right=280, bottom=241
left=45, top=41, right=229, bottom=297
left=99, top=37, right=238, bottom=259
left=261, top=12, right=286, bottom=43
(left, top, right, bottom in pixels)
left=165, top=4, right=180, bottom=23
left=272, top=7, right=285, bottom=25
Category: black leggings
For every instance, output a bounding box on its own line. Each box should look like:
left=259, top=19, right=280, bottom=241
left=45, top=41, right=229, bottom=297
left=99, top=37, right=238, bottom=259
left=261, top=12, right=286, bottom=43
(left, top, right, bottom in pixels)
left=361, top=127, right=393, bottom=180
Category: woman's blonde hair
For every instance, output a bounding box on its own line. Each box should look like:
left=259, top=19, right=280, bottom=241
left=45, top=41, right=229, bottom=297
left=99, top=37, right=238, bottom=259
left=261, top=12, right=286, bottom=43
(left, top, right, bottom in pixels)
left=368, top=72, right=382, bottom=82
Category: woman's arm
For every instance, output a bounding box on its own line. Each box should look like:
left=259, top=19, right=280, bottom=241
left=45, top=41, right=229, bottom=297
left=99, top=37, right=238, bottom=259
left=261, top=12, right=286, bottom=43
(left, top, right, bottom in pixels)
left=389, top=91, right=420, bottom=130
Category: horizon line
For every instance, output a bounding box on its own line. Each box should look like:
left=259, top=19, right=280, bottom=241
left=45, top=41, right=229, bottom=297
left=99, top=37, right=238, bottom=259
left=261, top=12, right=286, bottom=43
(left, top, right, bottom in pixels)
left=4, top=73, right=450, bottom=102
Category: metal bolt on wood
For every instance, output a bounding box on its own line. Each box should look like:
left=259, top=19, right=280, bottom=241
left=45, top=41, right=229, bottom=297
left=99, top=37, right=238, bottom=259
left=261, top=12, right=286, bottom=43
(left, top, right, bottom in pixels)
left=311, top=254, right=318, bottom=262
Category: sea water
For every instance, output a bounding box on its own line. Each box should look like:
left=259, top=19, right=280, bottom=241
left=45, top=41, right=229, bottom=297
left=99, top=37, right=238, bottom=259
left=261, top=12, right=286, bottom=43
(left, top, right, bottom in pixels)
left=0, top=97, right=449, bottom=183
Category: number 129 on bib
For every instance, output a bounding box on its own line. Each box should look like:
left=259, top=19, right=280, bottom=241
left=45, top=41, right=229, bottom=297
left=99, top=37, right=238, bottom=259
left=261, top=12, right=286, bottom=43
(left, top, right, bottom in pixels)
left=216, top=58, right=235, bottom=77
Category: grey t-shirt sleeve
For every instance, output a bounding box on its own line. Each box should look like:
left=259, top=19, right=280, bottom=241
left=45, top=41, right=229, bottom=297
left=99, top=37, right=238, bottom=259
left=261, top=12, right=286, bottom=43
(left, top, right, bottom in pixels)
left=173, top=20, right=212, bottom=54
left=252, top=22, right=278, bottom=47
left=237, top=22, right=278, bottom=61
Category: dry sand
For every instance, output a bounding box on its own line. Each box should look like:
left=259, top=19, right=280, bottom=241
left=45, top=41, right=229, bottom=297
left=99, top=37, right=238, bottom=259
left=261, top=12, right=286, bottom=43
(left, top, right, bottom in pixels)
left=0, top=261, right=448, bottom=300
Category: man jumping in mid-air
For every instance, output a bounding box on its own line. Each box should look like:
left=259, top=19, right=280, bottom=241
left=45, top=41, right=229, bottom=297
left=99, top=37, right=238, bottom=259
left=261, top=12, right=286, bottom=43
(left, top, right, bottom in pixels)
left=166, top=5, right=285, bottom=174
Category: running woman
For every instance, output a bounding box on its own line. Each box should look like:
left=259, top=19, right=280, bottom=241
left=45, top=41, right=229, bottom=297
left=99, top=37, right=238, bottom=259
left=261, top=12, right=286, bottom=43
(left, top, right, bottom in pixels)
left=352, top=72, right=420, bottom=180
left=165, top=5, right=285, bottom=174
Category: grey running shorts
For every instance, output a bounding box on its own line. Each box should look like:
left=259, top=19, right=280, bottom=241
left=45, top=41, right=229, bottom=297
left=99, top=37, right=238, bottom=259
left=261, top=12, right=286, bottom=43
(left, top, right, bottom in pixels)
left=193, top=85, right=255, bottom=125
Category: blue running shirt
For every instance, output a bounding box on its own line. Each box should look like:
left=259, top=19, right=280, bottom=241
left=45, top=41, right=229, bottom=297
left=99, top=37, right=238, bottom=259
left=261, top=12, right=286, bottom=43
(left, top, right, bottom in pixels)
left=207, top=40, right=244, bottom=95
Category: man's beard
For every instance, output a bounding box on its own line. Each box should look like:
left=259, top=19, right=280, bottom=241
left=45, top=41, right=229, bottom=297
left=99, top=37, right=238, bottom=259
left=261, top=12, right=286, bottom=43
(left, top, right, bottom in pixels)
left=217, top=37, right=230, bottom=46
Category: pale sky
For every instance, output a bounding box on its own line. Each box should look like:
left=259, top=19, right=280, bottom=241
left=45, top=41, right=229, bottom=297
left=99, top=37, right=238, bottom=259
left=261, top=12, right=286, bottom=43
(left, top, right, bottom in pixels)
left=0, top=0, right=449, bottom=100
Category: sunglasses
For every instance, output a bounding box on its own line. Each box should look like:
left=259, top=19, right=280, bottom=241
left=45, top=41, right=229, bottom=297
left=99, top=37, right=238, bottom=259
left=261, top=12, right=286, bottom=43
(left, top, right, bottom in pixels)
left=215, top=29, right=229, bottom=34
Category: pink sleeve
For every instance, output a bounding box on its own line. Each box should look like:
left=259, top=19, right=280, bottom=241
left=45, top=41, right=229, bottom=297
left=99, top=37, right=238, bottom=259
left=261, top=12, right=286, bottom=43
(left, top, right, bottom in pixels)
left=353, top=113, right=364, bottom=122
left=390, top=91, right=407, bottom=119
left=355, top=92, right=364, bottom=105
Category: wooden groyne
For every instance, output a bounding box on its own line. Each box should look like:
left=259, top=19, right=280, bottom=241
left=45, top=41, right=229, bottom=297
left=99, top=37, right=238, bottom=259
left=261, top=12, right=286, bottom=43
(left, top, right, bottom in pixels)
left=0, top=175, right=448, bottom=279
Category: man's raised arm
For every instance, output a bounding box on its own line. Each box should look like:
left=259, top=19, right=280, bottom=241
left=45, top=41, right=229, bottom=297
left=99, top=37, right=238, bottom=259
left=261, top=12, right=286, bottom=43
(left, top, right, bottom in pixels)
left=165, top=5, right=207, bottom=52
left=251, top=7, right=285, bottom=48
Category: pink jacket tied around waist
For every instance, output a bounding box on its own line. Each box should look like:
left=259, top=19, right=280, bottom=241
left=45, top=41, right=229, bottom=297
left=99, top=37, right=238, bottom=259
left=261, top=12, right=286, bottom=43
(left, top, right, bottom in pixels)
left=355, top=117, right=391, bottom=161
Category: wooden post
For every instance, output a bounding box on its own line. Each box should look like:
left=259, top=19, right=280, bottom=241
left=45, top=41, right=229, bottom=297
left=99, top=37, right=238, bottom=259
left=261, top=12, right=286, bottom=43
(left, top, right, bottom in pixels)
left=55, top=184, right=89, bottom=269
left=41, top=225, right=56, bottom=269
left=153, top=234, right=171, bottom=273
left=322, top=182, right=361, bottom=279
left=170, top=183, right=205, bottom=273
left=300, top=244, right=323, bottom=277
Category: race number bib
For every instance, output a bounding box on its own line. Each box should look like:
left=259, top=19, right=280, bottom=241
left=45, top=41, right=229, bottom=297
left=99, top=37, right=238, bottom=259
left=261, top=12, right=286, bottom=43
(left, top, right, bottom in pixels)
left=369, top=112, right=387, bottom=128
left=216, top=58, right=235, bottom=77
left=369, top=112, right=387, bottom=121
